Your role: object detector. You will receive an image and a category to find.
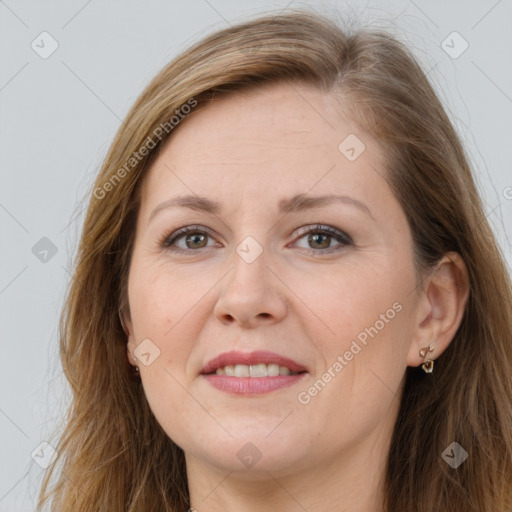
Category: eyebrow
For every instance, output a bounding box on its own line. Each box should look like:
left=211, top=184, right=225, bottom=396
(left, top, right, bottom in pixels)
left=148, top=193, right=374, bottom=225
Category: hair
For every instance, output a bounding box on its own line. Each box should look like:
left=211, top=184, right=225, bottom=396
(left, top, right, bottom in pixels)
left=37, top=8, right=512, bottom=512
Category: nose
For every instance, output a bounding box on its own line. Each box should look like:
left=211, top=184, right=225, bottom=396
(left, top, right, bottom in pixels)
left=213, top=244, right=288, bottom=328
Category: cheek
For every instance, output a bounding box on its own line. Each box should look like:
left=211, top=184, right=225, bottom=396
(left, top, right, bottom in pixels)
left=128, top=257, right=211, bottom=338
left=126, top=265, right=197, bottom=400
left=292, top=278, right=411, bottom=452
left=296, top=259, right=406, bottom=337
left=128, top=264, right=208, bottom=445
left=296, top=256, right=415, bottom=392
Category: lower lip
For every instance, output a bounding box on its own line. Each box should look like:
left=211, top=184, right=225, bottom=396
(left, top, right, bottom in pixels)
left=202, top=374, right=307, bottom=395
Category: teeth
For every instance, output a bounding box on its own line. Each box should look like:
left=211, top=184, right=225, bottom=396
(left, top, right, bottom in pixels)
left=235, top=364, right=249, bottom=377
left=249, top=364, right=267, bottom=377
left=214, top=363, right=297, bottom=377
left=267, top=363, right=279, bottom=377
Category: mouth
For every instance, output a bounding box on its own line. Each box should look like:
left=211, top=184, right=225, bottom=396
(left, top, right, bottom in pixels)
left=201, top=350, right=307, bottom=375
left=210, top=363, right=302, bottom=377
left=200, top=350, right=308, bottom=395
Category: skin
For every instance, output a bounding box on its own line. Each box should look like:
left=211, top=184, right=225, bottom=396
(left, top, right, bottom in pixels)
left=123, top=82, right=469, bottom=511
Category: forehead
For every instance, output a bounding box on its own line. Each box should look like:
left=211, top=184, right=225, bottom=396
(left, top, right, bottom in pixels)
left=139, top=82, right=391, bottom=215
left=162, top=83, right=361, bottom=156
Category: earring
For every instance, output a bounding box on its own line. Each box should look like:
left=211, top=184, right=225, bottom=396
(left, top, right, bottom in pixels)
left=419, top=343, right=435, bottom=374
left=132, top=364, right=140, bottom=377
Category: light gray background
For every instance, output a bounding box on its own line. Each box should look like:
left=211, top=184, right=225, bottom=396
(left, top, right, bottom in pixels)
left=1, top=0, right=511, bottom=510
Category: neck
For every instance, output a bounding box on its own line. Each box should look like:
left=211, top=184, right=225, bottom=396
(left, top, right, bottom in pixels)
left=186, top=424, right=391, bottom=512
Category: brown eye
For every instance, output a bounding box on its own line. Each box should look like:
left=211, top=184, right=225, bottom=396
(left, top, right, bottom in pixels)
left=294, top=225, right=353, bottom=254
left=308, top=233, right=332, bottom=249
left=184, top=232, right=208, bottom=249
left=160, top=225, right=216, bottom=252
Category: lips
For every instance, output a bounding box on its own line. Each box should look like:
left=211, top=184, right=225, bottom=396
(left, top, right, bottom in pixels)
left=200, top=350, right=307, bottom=375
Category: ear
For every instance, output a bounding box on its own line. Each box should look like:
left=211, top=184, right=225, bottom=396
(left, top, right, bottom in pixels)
left=406, top=251, right=470, bottom=367
left=120, top=306, right=138, bottom=367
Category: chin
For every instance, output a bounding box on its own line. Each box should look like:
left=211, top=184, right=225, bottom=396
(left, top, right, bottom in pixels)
left=185, top=431, right=310, bottom=475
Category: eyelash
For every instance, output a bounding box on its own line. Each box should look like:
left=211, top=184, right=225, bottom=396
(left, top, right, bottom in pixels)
left=158, top=224, right=353, bottom=255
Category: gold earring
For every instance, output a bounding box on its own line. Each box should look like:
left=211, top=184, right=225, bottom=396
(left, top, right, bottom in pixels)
left=419, top=343, right=435, bottom=374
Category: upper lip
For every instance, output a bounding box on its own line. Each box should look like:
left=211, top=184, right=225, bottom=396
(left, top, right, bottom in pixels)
left=201, top=350, right=308, bottom=375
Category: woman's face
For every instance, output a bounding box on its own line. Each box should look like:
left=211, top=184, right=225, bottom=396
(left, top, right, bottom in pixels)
left=125, top=82, right=424, bottom=478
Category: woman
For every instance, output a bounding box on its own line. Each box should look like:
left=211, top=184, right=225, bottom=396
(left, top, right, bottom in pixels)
left=37, top=9, right=512, bottom=512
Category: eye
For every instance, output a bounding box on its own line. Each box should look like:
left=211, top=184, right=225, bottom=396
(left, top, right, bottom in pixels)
left=292, top=224, right=353, bottom=254
left=159, top=225, right=218, bottom=252
left=159, top=223, right=353, bottom=255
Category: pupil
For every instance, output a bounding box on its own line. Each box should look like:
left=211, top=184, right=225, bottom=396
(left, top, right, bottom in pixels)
left=187, top=233, right=206, bottom=249
left=309, top=233, right=330, bottom=249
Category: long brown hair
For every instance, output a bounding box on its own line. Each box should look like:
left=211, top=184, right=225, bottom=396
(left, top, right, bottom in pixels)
left=37, top=9, right=512, bottom=511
